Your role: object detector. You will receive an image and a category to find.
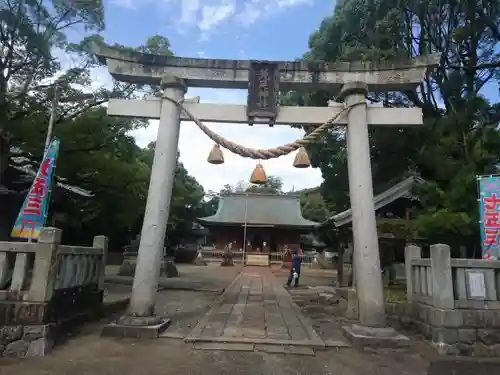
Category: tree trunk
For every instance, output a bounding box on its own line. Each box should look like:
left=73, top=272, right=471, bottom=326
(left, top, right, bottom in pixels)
left=0, top=130, right=10, bottom=186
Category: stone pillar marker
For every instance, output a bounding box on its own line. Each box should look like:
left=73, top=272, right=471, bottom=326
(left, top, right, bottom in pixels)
left=102, top=75, right=186, bottom=337
left=340, top=82, right=386, bottom=328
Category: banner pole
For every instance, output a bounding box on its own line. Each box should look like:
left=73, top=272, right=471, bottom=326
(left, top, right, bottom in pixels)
left=43, top=140, right=58, bottom=230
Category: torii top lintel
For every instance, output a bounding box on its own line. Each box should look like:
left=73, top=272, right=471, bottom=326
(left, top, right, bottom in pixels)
left=93, top=44, right=440, bottom=92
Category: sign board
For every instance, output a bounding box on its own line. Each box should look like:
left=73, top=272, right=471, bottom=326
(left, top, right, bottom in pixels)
left=478, top=176, right=500, bottom=260
left=247, top=61, right=280, bottom=126
left=466, top=270, right=487, bottom=299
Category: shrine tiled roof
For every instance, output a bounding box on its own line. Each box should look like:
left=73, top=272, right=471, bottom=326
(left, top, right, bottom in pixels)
left=197, top=193, right=318, bottom=228
left=318, top=175, right=424, bottom=228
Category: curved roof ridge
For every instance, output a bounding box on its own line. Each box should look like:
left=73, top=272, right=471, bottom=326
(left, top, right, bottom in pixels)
left=319, top=175, right=424, bottom=228
left=197, top=193, right=317, bottom=228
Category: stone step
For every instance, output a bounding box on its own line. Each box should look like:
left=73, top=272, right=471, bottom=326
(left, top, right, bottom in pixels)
left=246, top=254, right=269, bottom=267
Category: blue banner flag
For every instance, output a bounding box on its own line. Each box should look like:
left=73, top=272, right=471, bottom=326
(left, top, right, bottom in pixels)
left=11, top=139, right=60, bottom=240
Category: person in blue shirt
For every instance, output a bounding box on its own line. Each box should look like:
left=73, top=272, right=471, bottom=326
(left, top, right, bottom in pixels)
left=286, top=250, right=302, bottom=287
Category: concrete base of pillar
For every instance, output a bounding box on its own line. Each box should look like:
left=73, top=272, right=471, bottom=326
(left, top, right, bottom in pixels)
left=118, top=257, right=179, bottom=277
left=310, top=256, right=321, bottom=269
left=161, top=258, right=179, bottom=277
left=193, top=251, right=207, bottom=266
left=101, top=316, right=171, bottom=338
left=337, top=287, right=359, bottom=320
left=118, top=256, right=137, bottom=276
left=342, top=324, right=410, bottom=349
left=220, top=254, right=234, bottom=267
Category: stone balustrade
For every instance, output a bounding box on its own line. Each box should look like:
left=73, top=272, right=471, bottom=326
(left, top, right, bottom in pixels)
left=396, top=244, right=500, bottom=356
left=0, top=227, right=108, bottom=358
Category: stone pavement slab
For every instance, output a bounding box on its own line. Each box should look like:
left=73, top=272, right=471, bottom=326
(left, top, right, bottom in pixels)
left=185, top=268, right=326, bottom=349
left=193, top=343, right=255, bottom=352
left=254, top=344, right=315, bottom=356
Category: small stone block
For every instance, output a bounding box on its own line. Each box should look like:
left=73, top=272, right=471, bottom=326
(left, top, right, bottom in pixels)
left=342, top=324, right=410, bottom=349
left=351, top=324, right=397, bottom=338
left=158, top=331, right=185, bottom=339
left=255, top=344, right=315, bottom=356
left=193, top=342, right=254, bottom=352
left=101, top=318, right=171, bottom=338
left=324, top=339, right=351, bottom=348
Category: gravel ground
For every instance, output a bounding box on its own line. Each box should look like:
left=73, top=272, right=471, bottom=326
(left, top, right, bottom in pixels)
left=0, top=265, right=438, bottom=374
left=105, top=264, right=242, bottom=292
left=156, top=289, right=221, bottom=336
left=0, top=328, right=430, bottom=375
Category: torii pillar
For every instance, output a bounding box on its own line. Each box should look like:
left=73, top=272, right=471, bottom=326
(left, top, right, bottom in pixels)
left=102, top=75, right=186, bottom=337
left=341, top=82, right=385, bottom=326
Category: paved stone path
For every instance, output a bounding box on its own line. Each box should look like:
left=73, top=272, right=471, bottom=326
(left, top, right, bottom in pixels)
left=185, top=268, right=327, bottom=349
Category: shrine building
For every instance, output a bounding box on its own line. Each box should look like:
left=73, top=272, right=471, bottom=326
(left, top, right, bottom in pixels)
left=197, top=193, right=318, bottom=256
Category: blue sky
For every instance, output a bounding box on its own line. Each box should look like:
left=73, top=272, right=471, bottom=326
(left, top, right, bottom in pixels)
left=87, top=0, right=336, bottom=193
left=105, top=0, right=332, bottom=60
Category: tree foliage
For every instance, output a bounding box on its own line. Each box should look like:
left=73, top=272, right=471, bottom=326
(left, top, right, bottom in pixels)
left=0, top=1, right=204, bottom=250
left=291, top=0, right=500, bottom=245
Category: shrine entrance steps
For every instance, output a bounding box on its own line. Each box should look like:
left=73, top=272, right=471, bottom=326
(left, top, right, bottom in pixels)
left=177, top=268, right=349, bottom=355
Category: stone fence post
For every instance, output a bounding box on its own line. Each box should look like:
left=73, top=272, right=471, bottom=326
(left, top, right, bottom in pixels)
left=27, top=227, right=62, bottom=302
left=93, top=235, right=109, bottom=291
left=404, top=244, right=421, bottom=302
left=430, top=243, right=454, bottom=309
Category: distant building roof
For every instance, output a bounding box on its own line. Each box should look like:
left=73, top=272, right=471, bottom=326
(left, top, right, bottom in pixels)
left=197, top=193, right=318, bottom=228
left=319, top=176, right=424, bottom=228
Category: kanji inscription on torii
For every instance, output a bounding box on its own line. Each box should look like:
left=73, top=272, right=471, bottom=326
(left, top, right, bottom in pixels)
left=246, top=61, right=280, bottom=126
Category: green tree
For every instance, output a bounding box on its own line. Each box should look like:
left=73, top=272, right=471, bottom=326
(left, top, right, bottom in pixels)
left=294, top=187, right=330, bottom=223
left=293, top=0, right=500, bottom=245
left=246, top=176, right=283, bottom=194
left=0, top=0, right=105, bottom=184
left=0, top=2, right=205, bottom=250
left=50, top=107, right=149, bottom=245
left=141, top=142, right=205, bottom=248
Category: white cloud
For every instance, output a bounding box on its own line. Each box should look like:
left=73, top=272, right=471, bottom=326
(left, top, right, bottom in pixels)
left=236, top=0, right=313, bottom=27
left=49, top=48, right=114, bottom=93
left=179, top=0, right=201, bottom=25
left=129, top=87, right=323, bottom=193
left=111, top=0, right=139, bottom=10
left=110, top=0, right=314, bottom=35
left=199, top=2, right=235, bottom=31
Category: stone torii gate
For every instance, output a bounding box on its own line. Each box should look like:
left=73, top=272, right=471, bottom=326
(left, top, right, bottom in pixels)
left=94, top=45, right=439, bottom=342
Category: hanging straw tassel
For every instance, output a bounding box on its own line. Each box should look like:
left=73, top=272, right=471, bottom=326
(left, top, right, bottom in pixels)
left=249, top=163, right=267, bottom=185
left=293, top=147, right=311, bottom=168
left=207, top=143, right=224, bottom=164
